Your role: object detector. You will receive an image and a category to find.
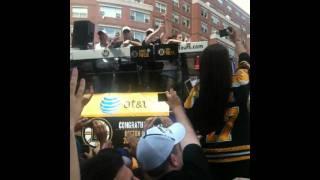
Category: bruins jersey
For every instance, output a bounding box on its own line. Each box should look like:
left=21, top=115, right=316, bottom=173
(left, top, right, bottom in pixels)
left=202, top=67, right=250, bottom=164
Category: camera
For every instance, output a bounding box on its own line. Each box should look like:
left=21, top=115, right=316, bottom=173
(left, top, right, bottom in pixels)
left=219, top=27, right=233, bottom=37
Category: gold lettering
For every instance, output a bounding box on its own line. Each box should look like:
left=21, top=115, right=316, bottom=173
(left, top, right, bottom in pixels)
left=165, top=48, right=171, bottom=56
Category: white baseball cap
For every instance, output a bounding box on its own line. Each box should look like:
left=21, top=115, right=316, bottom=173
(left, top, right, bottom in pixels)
left=146, top=28, right=154, bottom=33
left=136, top=122, right=186, bottom=171
left=122, top=26, right=131, bottom=33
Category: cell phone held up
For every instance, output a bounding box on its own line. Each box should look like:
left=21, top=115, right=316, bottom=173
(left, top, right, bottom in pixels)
left=219, top=27, right=233, bottom=37
left=158, top=93, right=167, bottom=102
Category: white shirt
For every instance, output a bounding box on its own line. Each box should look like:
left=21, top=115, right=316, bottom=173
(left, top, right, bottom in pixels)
left=95, top=43, right=108, bottom=50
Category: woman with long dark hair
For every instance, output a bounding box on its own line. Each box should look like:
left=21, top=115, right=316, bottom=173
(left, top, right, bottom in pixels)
left=194, top=27, right=250, bottom=180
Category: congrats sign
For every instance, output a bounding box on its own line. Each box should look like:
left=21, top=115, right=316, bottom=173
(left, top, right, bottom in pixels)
left=81, top=93, right=169, bottom=117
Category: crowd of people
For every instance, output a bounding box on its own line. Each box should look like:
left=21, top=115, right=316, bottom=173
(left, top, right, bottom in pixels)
left=70, top=16, right=250, bottom=180
left=88, top=13, right=191, bottom=94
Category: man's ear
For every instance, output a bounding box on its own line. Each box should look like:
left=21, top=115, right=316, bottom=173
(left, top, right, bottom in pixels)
left=169, top=154, right=179, bottom=167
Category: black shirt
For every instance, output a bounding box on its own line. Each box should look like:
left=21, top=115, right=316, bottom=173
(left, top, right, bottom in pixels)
left=159, top=144, right=212, bottom=180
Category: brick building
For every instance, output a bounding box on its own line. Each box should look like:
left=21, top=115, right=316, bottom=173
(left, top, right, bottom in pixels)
left=70, top=0, right=250, bottom=55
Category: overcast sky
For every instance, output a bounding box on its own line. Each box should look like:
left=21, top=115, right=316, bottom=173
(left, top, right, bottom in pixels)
left=231, top=0, right=250, bottom=15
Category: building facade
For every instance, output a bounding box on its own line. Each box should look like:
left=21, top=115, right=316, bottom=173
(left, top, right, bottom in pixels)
left=70, top=0, right=250, bottom=54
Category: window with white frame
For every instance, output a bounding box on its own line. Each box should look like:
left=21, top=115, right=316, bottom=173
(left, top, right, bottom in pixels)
left=100, top=6, right=121, bottom=18
left=201, top=22, right=208, bottom=33
left=172, top=13, right=179, bottom=24
left=227, top=6, right=232, bottom=11
left=242, top=27, right=246, bottom=32
left=155, top=2, right=167, bottom=13
left=236, top=11, right=240, bottom=16
left=211, top=15, right=219, bottom=24
left=182, top=3, right=190, bottom=13
left=172, top=0, right=179, bottom=8
left=72, top=7, right=88, bottom=18
left=217, top=0, right=223, bottom=4
left=98, top=26, right=121, bottom=38
left=130, top=10, right=150, bottom=23
left=154, top=18, right=164, bottom=29
left=201, top=8, right=208, bottom=18
left=182, top=17, right=190, bottom=28
left=133, top=31, right=145, bottom=42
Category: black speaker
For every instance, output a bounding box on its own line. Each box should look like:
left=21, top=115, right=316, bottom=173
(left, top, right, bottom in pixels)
left=72, top=20, right=95, bottom=50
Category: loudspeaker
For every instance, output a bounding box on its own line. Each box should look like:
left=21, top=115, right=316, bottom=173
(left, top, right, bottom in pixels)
left=72, top=20, right=95, bottom=50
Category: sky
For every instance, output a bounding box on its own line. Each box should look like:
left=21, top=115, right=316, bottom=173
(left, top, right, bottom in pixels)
left=231, top=0, right=250, bottom=15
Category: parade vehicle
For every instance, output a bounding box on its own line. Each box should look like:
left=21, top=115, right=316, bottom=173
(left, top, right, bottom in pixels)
left=70, top=40, right=236, bottom=148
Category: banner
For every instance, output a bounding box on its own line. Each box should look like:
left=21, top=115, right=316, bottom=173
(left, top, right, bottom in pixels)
left=154, top=44, right=179, bottom=60
left=130, top=46, right=154, bottom=61
left=81, top=117, right=146, bottom=148
left=81, top=93, right=169, bottom=117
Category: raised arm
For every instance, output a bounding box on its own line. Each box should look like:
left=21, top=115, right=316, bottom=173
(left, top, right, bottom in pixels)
left=166, top=89, right=200, bottom=150
left=70, top=68, right=94, bottom=180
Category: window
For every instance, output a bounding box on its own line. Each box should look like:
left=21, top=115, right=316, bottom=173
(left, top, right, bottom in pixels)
left=182, top=3, right=190, bottom=13
left=201, top=8, right=208, bottom=18
left=130, top=11, right=150, bottom=23
left=154, top=18, right=164, bottom=29
left=236, top=11, right=240, bottom=16
left=182, top=17, right=190, bottom=28
left=155, top=2, right=167, bottom=13
left=201, top=22, right=208, bottom=33
left=241, top=16, right=246, bottom=20
left=227, top=6, right=232, bottom=11
left=172, top=28, right=179, bottom=35
left=172, top=13, right=179, bottom=24
left=211, top=15, right=219, bottom=24
left=217, top=0, right=223, bottom=4
left=100, top=6, right=121, bottom=18
left=98, top=26, right=121, bottom=38
left=133, top=31, right=145, bottom=42
left=172, top=0, right=179, bottom=8
left=72, top=7, right=88, bottom=18
left=242, top=27, right=246, bottom=32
